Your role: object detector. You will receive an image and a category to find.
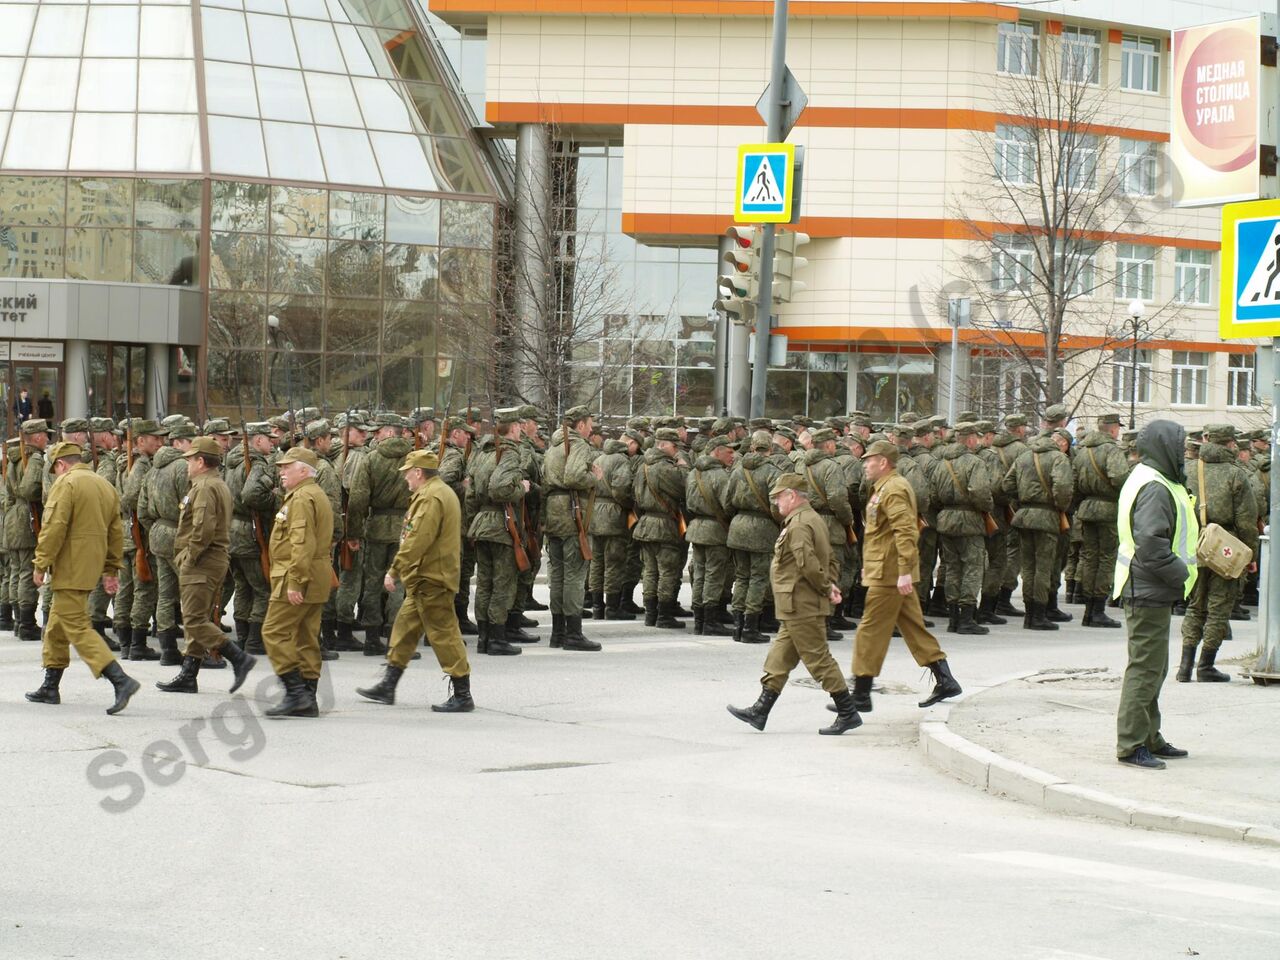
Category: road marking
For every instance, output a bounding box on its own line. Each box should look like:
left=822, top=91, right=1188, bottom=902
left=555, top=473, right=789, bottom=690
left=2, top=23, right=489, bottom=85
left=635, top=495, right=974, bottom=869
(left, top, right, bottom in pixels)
left=967, top=851, right=1279, bottom=908
left=1096, top=902, right=1280, bottom=938
left=1122, top=836, right=1280, bottom=871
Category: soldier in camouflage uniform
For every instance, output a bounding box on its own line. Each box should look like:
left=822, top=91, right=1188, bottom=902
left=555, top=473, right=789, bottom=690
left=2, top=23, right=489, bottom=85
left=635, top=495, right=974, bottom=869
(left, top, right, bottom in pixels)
left=990, top=415, right=1030, bottom=616
left=84, top=418, right=120, bottom=647
left=438, top=416, right=477, bottom=633
left=1074, top=413, right=1130, bottom=628
left=227, top=422, right=276, bottom=656
left=973, top=420, right=1011, bottom=626
left=836, top=432, right=867, bottom=622
left=0, top=438, right=10, bottom=634
left=1004, top=432, right=1073, bottom=630
left=1178, top=424, right=1258, bottom=683
left=303, top=419, right=343, bottom=659
left=513, top=405, right=544, bottom=620
left=120, top=419, right=165, bottom=658
left=141, top=419, right=196, bottom=664
left=928, top=423, right=994, bottom=635
left=633, top=427, right=688, bottom=630
left=588, top=430, right=638, bottom=622
left=685, top=435, right=734, bottom=636
left=467, top=409, right=526, bottom=656
left=8, top=419, right=50, bottom=642
left=906, top=422, right=942, bottom=614
left=798, top=428, right=854, bottom=643
left=334, top=414, right=370, bottom=650
left=620, top=416, right=651, bottom=613
left=347, top=413, right=412, bottom=655
left=543, top=405, right=603, bottom=651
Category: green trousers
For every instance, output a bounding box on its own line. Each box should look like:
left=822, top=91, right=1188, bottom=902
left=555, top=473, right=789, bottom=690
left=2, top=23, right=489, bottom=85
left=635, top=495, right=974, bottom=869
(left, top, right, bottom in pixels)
left=1180, top=569, right=1237, bottom=653
left=1116, top=602, right=1172, bottom=758
left=548, top=534, right=588, bottom=615
left=1077, top=521, right=1119, bottom=598
left=940, top=533, right=985, bottom=606
left=690, top=543, right=731, bottom=607
left=232, top=553, right=270, bottom=624
left=474, top=539, right=518, bottom=624
left=732, top=549, right=770, bottom=614
left=128, top=551, right=158, bottom=629
left=589, top=534, right=629, bottom=595
left=640, top=541, right=684, bottom=602
left=335, top=544, right=364, bottom=625
left=1019, top=530, right=1058, bottom=605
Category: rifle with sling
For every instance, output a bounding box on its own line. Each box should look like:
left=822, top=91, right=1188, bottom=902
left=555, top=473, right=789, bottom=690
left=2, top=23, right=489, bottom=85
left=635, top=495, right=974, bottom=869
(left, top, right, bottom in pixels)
left=805, top=464, right=857, bottom=544
left=337, top=408, right=355, bottom=572
left=123, top=411, right=151, bottom=581
left=694, top=467, right=730, bottom=531
left=1031, top=453, right=1071, bottom=534
left=642, top=463, right=687, bottom=537
left=495, top=437, right=531, bottom=572
left=18, top=432, right=41, bottom=538
left=565, top=422, right=593, bottom=561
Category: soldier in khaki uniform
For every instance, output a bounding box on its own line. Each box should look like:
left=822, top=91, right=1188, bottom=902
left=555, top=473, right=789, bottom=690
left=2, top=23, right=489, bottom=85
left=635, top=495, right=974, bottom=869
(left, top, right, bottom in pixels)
left=260, top=446, right=335, bottom=718
left=727, top=473, right=861, bottom=735
left=848, top=440, right=960, bottom=714
left=357, top=450, right=475, bottom=713
left=24, top=441, right=140, bottom=715
left=156, top=437, right=257, bottom=696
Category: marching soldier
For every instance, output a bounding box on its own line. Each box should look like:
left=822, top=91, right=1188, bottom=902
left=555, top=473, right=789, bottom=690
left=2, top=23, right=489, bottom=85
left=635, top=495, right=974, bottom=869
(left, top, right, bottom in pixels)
left=25, top=441, right=140, bottom=715
left=334, top=414, right=370, bottom=651
left=260, top=446, right=334, bottom=718
left=142, top=419, right=196, bottom=665
left=726, top=473, right=861, bottom=735
left=725, top=431, right=783, bottom=643
left=633, top=427, right=688, bottom=630
left=304, top=419, right=344, bottom=659
left=1074, top=413, right=1130, bottom=628
left=467, top=408, right=527, bottom=656
left=156, top=436, right=257, bottom=695
left=1004, top=430, right=1074, bottom=630
left=543, top=405, right=603, bottom=651
left=358, top=450, right=476, bottom=712
left=685, top=435, right=734, bottom=636
left=929, top=423, right=994, bottom=635
left=438, top=415, right=478, bottom=634
left=9, top=419, right=50, bottom=642
left=587, top=430, right=639, bottom=622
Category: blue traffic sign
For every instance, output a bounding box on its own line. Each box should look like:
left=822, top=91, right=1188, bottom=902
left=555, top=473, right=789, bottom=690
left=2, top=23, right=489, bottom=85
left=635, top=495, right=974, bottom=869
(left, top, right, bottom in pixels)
left=1221, top=199, right=1280, bottom=338
left=735, top=143, right=795, bottom=223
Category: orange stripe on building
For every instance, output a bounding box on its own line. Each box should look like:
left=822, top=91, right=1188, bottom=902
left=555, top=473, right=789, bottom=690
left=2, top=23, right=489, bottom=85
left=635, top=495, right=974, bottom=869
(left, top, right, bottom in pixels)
left=780, top=326, right=1246, bottom=352
left=486, top=102, right=1169, bottom=142
left=621, top=212, right=1220, bottom=250
left=430, top=0, right=1019, bottom=20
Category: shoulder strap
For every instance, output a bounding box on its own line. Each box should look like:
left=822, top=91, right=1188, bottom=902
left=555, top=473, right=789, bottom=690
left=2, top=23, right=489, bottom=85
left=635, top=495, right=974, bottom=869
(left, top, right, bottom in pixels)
left=1085, top=447, right=1110, bottom=488
left=804, top=464, right=830, bottom=508
left=996, top=446, right=1009, bottom=470
left=694, top=468, right=730, bottom=528
left=742, top=466, right=773, bottom=514
left=643, top=462, right=681, bottom=524
left=942, top=458, right=969, bottom=501
left=1197, top=458, right=1208, bottom=527
left=1032, top=452, right=1052, bottom=499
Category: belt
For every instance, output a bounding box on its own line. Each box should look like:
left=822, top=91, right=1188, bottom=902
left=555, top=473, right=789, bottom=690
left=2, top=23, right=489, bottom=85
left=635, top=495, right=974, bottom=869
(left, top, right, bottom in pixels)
left=153, top=518, right=177, bottom=527
left=372, top=508, right=402, bottom=516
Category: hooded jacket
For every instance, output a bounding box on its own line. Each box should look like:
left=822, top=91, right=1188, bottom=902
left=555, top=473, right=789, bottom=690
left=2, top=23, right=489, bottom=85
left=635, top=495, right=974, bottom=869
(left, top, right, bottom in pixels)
left=1121, top=420, right=1192, bottom=605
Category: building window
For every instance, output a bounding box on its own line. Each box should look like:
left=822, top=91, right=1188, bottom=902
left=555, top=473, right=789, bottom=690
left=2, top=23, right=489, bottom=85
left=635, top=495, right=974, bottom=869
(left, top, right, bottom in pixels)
left=1058, top=132, right=1097, bottom=190
left=970, top=354, right=1062, bottom=419
left=1110, top=348, right=1152, bottom=404
left=1116, top=243, right=1156, bottom=301
left=997, top=20, right=1040, bottom=76
left=1174, top=248, right=1212, bottom=305
left=1061, top=26, right=1101, bottom=84
left=1055, top=243, right=1097, bottom=297
left=850, top=352, right=936, bottom=423
left=992, top=234, right=1035, bottom=291
left=995, top=124, right=1035, bottom=184
left=1118, top=139, right=1158, bottom=197
left=1171, top=350, right=1209, bottom=406
left=1227, top=353, right=1258, bottom=408
left=1120, top=36, right=1161, bottom=92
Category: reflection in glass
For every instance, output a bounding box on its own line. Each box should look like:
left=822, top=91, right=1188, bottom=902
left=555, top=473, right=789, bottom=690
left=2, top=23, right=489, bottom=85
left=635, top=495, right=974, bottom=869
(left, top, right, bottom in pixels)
left=441, top=199, right=493, bottom=249
left=88, top=342, right=109, bottom=419
left=381, top=354, right=435, bottom=413
left=263, top=122, right=326, bottom=183
left=352, top=78, right=415, bottom=133
left=211, top=180, right=270, bottom=233
left=327, top=240, right=381, bottom=298
left=429, top=136, right=491, bottom=196
left=68, top=178, right=133, bottom=227
left=0, top=227, right=64, bottom=279
left=266, top=349, right=321, bottom=411
left=325, top=298, right=381, bottom=355
left=437, top=248, right=489, bottom=303
left=134, top=229, right=198, bottom=285
left=631, top=366, right=673, bottom=416
left=325, top=350, right=380, bottom=412
left=385, top=195, right=438, bottom=245
left=404, top=82, right=467, bottom=140
left=382, top=244, right=437, bottom=300
left=267, top=294, right=323, bottom=351
left=764, top=371, right=807, bottom=419
left=330, top=190, right=385, bottom=241
left=65, top=228, right=132, bottom=282
left=170, top=345, right=198, bottom=415
left=269, top=236, right=326, bottom=294
left=676, top=368, right=714, bottom=417
left=207, top=350, right=265, bottom=419
left=271, top=185, right=327, bottom=237
left=210, top=231, right=267, bottom=291
left=382, top=300, right=434, bottom=355
left=135, top=179, right=201, bottom=230
left=208, top=292, right=267, bottom=350
left=0, top=176, right=65, bottom=226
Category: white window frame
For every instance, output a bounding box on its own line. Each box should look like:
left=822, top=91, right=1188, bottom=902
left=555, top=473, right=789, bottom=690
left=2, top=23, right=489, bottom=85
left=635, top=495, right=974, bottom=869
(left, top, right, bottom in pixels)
left=1058, top=131, right=1097, bottom=191
left=997, top=20, right=1039, bottom=77
left=1061, top=26, right=1101, bottom=84
left=1115, top=243, right=1156, bottom=301
left=995, top=124, right=1035, bottom=184
left=1227, top=352, right=1258, bottom=408
left=1173, top=248, right=1212, bottom=306
left=1120, top=35, right=1161, bottom=93
left=1118, top=138, right=1158, bottom=197
left=1110, top=348, right=1152, bottom=404
left=1055, top=243, right=1097, bottom=298
left=992, top=234, right=1036, bottom=291
left=1170, top=350, right=1209, bottom=406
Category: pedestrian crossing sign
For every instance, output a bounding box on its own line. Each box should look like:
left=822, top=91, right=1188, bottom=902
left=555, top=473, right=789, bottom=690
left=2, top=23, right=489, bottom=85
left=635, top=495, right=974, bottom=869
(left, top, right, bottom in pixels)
left=735, top=143, right=795, bottom=223
left=1221, top=198, right=1280, bottom=338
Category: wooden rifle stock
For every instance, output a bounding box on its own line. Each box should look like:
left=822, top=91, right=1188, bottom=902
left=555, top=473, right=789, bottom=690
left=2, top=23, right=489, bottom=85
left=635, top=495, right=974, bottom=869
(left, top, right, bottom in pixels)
left=241, top=428, right=271, bottom=581
left=982, top=512, right=999, bottom=536
left=495, top=440, right=530, bottom=571
left=122, top=423, right=151, bottom=582
left=18, top=441, right=41, bottom=538
left=564, top=426, right=593, bottom=560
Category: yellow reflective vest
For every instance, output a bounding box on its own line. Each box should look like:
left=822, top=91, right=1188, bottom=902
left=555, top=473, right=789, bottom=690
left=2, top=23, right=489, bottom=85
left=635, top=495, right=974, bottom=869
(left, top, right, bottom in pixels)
left=1113, top=463, right=1198, bottom=601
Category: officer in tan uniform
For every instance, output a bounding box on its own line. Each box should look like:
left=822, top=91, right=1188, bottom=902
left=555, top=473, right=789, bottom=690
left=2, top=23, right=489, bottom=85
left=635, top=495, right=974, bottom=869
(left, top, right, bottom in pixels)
left=357, top=450, right=474, bottom=713
left=24, top=441, right=140, bottom=715
left=850, top=440, right=961, bottom=713
left=261, top=446, right=334, bottom=718
left=727, top=473, right=861, bottom=735
left=156, top=437, right=257, bottom=696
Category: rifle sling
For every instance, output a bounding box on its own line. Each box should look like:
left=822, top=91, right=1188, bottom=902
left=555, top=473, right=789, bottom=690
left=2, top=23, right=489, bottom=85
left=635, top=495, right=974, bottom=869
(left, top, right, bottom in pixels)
left=694, top=468, right=730, bottom=529
left=642, top=463, right=683, bottom=527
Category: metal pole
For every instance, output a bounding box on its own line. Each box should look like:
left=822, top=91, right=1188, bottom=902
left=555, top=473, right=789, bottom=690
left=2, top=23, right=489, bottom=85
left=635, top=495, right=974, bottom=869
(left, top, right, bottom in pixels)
left=1130, top=318, right=1138, bottom=429
left=748, top=0, right=790, bottom=419
left=947, top=318, right=959, bottom=424
left=1261, top=336, right=1280, bottom=675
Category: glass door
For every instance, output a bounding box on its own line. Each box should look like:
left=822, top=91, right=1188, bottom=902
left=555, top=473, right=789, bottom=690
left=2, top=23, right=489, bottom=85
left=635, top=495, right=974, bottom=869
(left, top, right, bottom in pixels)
left=13, top=365, right=61, bottom=425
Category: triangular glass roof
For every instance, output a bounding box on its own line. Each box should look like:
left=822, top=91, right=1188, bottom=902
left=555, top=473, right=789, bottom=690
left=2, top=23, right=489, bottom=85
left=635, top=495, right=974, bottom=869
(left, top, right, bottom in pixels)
left=0, top=0, right=499, bottom=197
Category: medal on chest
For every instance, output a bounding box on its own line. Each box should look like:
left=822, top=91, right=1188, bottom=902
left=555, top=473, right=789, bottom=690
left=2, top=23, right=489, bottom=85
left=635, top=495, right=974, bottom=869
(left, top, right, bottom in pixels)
left=868, top=492, right=880, bottom=527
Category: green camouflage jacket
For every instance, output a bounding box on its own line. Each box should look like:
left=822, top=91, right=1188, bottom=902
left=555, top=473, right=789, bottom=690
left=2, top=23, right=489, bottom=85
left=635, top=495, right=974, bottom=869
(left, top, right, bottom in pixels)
left=632, top=446, right=686, bottom=544
left=226, top=444, right=276, bottom=559
left=726, top=451, right=782, bottom=552
left=542, top=427, right=597, bottom=539
left=1186, top=442, right=1259, bottom=549
left=1003, top=435, right=1073, bottom=534
left=929, top=442, right=994, bottom=536
left=347, top=436, right=411, bottom=541
left=801, top=448, right=854, bottom=547
left=684, top=455, right=732, bottom=547
left=1073, top=432, right=1130, bottom=522
left=466, top=436, right=526, bottom=545
left=588, top=441, right=634, bottom=537
left=141, top=445, right=188, bottom=559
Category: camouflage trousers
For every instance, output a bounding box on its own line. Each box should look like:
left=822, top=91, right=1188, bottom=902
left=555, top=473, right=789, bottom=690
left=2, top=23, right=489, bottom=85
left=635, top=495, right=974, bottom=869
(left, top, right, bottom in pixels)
left=474, top=539, right=518, bottom=625
left=918, top=527, right=938, bottom=598
left=127, top=550, right=158, bottom=629
left=335, top=544, right=364, bottom=625
left=690, top=543, right=731, bottom=608
left=88, top=579, right=112, bottom=625
left=231, top=553, right=270, bottom=625
left=360, top=539, right=404, bottom=628
left=939, top=534, right=985, bottom=607
left=640, top=542, right=684, bottom=602
left=1180, top=569, right=1240, bottom=653
left=154, top=553, right=179, bottom=632
left=626, top=538, right=643, bottom=588
left=838, top=542, right=858, bottom=593
left=0, top=551, right=7, bottom=605
left=731, top=549, right=770, bottom=614
left=547, top=534, right=589, bottom=616
left=983, top=529, right=1008, bottom=596
left=456, top=536, right=475, bottom=612
left=1077, top=521, right=1119, bottom=599
left=1019, top=530, right=1059, bottom=605
left=113, top=553, right=133, bottom=631
left=589, top=534, right=629, bottom=595
left=10, top=547, right=36, bottom=609
left=1003, top=528, right=1021, bottom=590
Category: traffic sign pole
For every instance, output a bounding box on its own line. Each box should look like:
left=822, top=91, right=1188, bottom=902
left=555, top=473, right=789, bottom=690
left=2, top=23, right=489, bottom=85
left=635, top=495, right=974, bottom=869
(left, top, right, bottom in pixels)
left=1264, top=336, right=1280, bottom=678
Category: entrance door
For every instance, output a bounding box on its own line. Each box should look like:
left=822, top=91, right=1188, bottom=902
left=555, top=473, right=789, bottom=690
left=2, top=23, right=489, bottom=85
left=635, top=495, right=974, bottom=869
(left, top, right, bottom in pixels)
left=10, top=365, right=61, bottom=427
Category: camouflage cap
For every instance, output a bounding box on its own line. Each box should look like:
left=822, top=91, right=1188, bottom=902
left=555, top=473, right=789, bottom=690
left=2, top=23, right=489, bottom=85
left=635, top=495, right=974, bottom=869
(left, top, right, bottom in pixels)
left=399, top=449, right=440, bottom=472
left=705, top=435, right=732, bottom=451
left=495, top=407, right=522, bottom=425
left=1043, top=403, right=1069, bottom=422
left=861, top=439, right=900, bottom=462
left=202, top=418, right=232, bottom=436
left=850, top=413, right=874, bottom=428
left=847, top=433, right=866, bottom=450
left=913, top=421, right=934, bottom=437
left=929, top=415, right=948, bottom=428
left=974, top=420, right=996, bottom=434
left=1185, top=438, right=1202, bottom=451
left=182, top=436, right=222, bottom=460
left=46, top=440, right=83, bottom=462
left=750, top=430, right=773, bottom=451
left=167, top=421, right=198, bottom=440
left=654, top=427, right=681, bottom=442
left=749, top=417, right=772, bottom=430
left=563, top=404, right=592, bottom=422
left=1003, top=414, right=1028, bottom=429
left=729, top=416, right=748, bottom=427
left=518, top=404, right=542, bottom=421
left=769, top=472, right=809, bottom=496
left=712, top=417, right=733, bottom=435
left=953, top=422, right=978, bottom=437
left=1097, top=412, right=1122, bottom=427
left=1248, top=428, right=1270, bottom=442
left=627, top=416, right=651, bottom=431
left=848, top=409, right=870, bottom=419
left=305, top=418, right=331, bottom=440
left=444, top=416, right=476, bottom=435
left=810, top=427, right=836, bottom=444
left=371, top=412, right=403, bottom=428
left=792, top=415, right=815, bottom=428
left=898, top=411, right=920, bottom=424
left=161, top=414, right=190, bottom=428
left=59, top=417, right=89, bottom=434
left=89, top=417, right=115, bottom=433
left=622, top=429, right=645, bottom=445
left=21, top=418, right=51, bottom=435
left=1053, top=428, right=1074, bottom=445
left=1204, top=423, right=1237, bottom=443
left=774, top=426, right=798, bottom=442
left=698, top=417, right=715, bottom=432
left=826, top=417, right=850, bottom=432
left=956, top=411, right=979, bottom=424
left=245, top=421, right=273, bottom=437
left=276, top=446, right=318, bottom=467
left=891, top=423, right=914, bottom=437
left=133, top=418, right=168, bottom=437
left=268, top=415, right=292, bottom=431
left=409, top=407, right=435, bottom=425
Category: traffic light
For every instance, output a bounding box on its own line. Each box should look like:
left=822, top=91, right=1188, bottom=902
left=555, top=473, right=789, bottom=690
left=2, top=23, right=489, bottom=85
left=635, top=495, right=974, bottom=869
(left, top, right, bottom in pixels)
left=716, top=225, right=760, bottom=325
left=772, top=229, right=810, bottom=302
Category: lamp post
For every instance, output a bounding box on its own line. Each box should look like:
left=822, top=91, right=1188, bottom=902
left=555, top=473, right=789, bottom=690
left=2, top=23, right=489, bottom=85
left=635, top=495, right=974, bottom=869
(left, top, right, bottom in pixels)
left=1126, top=298, right=1146, bottom=429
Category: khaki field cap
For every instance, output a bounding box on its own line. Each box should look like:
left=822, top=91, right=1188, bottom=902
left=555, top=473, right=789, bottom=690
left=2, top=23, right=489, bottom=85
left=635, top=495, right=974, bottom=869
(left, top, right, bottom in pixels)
left=769, top=472, right=809, bottom=497
left=654, top=427, right=681, bottom=443
left=89, top=417, right=116, bottom=433
left=60, top=417, right=90, bottom=434
left=183, top=436, right=223, bottom=460
left=1204, top=423, right=1237, bottom=444
left=277, top=446, right=318, bottom=468
left=1097, top=413, right=1122, bottom=427
left=399, top=450, right=440, bottom=472
left=133, top=419, right=168, bottom=436
left=861, top=439, right=900, bottom=462
left=47, top=441, right=83, bottom=463
left=21, top=418, right=50, bottom=436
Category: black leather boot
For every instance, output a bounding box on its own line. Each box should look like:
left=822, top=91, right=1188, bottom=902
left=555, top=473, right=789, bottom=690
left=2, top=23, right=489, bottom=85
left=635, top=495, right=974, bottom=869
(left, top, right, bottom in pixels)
left=605, top=593, right=635, bottom=621
left=1196, top=646, right=1230, bottom=682
left=505, top=611, right=539, bottom=643
left=431, top=674, right=475, bottom=712
left=156, top=655, right=201, bottom=693
left=691, top=604, right=704, bottom=635
left=1045, top=593, right=1072, bottom=622
left=995, top=587, right=1023, bottom=617
left=643, top=598, right=658, bottom=627
left=739, top=612, right=767, bottom=644
left=760, top=601, right=779, bottom=633
left=357, top=664, right=404, bottom=704
left=726, top=686, right=780, bottom=731
left=19, top=605, right=42, bottom=642
left=1175, top=645, right=1197, bottom=683
left=702, top=606, right=732, bottom=636
left=475, top=620, right=489, bottom=655
left=25, top=667, right=63, bottom=704
left=1065, top=579, right=1078, bottom=604
left=1230, top=602, right=1251, bottom=621
left=157, top=629, right=183, bottom=667
left=128, top=626, right=160, bottom=660
left=946, top=602, right=959, bottom=634
left=825, top=617, right=844, bottom=642
left=592, top=591, right=606, bottom=620
left=549, top=614, right=565, bottom=649
left=851, top=674, right=873, bottom=713
left=732, top=610, right=744, bottom=641
left=264, top=670, right=318, bottom=717
left=102, top=661, right=141, bottom=715
left=0, top=602, right=13, bottom=630
left=319, top=619, right=339, bottom=660
left=94, top=620, right=120, bottom=652
left=671, top=598, right=693, bottom=618
left=331, top=621, right=360, bottom=651
left=485, top=622, right=522, bottom=656
left=621, top=584, right=644, bottom=614
left=363, top=626, right=388, bottom=656
left=656, top=600, right=685, bottom=630
left=976, top=596, right=1007, bottom=625
left=955, top=604, right=989, bottom=636
left=1027, top=601, right=1058, bottom=631
left=245, top=621, right=266, bottom=655
left=234, top=618, right=249, bottom=648
left=563, top=615, right=602, bottom=651
left=927, top=585, right=948, bottom=617
left=455, top=596, right=478, bottom=636
left=517, top=610, right=539, bottom=629
left=919, top=658, right=962, bottom=707
left=1081, top=595, right=1094, bottom=626
left=1086, top=596, right=1121, bottom=629
left=819, top=690, right=862, bottom=735
left=220, top=638, right=257, bottom=693
left=113, top=621, right=132, bottom=657
left=525, top=596, right=549, bottom=612
left=830, top=607, right=856, bottom=631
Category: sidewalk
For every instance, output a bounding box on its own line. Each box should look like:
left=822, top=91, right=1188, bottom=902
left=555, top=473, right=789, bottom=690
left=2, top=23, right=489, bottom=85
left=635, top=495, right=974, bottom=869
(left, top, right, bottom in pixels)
left=920, top=616, right=1280, bottom=846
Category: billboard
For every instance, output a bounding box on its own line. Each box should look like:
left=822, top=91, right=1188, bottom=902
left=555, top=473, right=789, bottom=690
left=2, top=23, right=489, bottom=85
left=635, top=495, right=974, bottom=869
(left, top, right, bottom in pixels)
left=1171, top=15, right=1260, bottom=207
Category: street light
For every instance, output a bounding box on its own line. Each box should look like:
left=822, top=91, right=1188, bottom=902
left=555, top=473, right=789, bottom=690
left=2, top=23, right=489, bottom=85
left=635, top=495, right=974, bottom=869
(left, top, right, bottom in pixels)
left=1126, top=298, right=1146, bottom=429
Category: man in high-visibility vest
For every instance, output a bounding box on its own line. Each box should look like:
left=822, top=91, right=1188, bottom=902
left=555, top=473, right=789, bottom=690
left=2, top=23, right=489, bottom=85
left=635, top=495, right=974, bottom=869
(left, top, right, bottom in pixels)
left=1112, top=420, right=1198, bottom=770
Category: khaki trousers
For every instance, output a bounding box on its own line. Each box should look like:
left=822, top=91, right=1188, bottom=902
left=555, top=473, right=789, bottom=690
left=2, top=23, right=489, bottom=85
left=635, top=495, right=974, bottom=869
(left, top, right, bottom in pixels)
left=43, top=588, right=115, bottom=677
left=760, top=614, right=847, bottom=695
left=388, top=585, right=470, bottom=676
left=180, top=561, right=229, bottom=659
left=262, top=597, right=324, bottom=681
left=852, top=584, right=945, bottom=677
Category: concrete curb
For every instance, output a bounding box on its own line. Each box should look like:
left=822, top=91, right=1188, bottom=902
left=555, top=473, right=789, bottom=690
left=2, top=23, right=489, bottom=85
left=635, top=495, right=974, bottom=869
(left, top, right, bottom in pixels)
left=918, top=672, right=1280, bottom=849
